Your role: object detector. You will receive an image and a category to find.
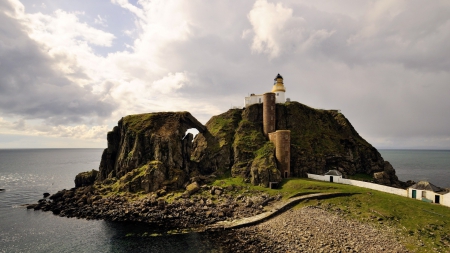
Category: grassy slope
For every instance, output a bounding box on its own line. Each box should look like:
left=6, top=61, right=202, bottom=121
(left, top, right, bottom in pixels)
left=212, top=176, right=450, bottom=253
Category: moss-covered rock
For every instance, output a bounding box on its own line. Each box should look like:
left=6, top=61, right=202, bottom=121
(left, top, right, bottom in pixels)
left=75, top=170, right=98, bottom=188
left=192, top=101, right=401, bottom=187
left=250, top=142, right=281, bottom=187
left=95, top=101, right=402, bottom=192
left=191, top=109, right=242, bottom=175
left=97, top=112, right=205, bottom=193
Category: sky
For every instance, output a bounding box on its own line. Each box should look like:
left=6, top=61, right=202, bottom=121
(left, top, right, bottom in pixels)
left=1, top=0, right=450, bottom=149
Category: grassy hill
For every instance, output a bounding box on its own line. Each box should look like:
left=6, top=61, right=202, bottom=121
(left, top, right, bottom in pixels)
left=212, top=176, right=450, bottom=253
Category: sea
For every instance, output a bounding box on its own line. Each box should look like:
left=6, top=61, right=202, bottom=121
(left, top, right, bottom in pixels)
left=0, top=148, right=449, bottom=252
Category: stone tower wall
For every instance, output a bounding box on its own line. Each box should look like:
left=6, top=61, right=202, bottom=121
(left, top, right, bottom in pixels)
left=269, top=130, right=290, bottom=178
left=263, top=92, right=276, bottom=137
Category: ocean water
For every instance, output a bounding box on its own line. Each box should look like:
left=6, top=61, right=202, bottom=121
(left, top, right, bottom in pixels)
left=0, top=149, right=449, bottom=252
left=0, top=149, right=216, bottom=253
left=379, top=149, right=450, bottom=188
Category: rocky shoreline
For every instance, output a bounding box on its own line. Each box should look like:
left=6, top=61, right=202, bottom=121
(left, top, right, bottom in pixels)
left=27, top=183, right=280, bottom=230
left=27, top=183, right=410, bottom=252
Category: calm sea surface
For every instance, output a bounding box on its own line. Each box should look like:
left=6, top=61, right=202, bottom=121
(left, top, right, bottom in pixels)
left=379, top=149, right=450, bottom=188
left=0, top=148, right=449, bottom=252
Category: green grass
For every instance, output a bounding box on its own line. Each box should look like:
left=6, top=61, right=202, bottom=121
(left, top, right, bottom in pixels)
left=122, top=113, right=155, bottom=133
left=209, top=176, right=450, bottom=252
left=254, top=142, right=275, bottom=159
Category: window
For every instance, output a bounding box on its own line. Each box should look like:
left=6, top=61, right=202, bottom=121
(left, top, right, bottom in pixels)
left=259, top=98, right=261, bottom=103
left=277, top=93, right=279, bottom=96
left=271, top=106, right=274, bottom=110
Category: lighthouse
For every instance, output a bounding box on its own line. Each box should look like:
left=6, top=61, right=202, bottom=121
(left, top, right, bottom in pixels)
left=271, top=73, right=286, bottom=104
left=244, top=73, right=286, bottom=107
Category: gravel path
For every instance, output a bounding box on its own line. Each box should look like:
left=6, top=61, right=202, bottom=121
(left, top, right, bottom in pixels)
left=205, top=206, right=409, bottom=252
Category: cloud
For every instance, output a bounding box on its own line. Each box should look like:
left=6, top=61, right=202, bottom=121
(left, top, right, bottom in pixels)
left=94, top=14, right=108, bottom=27
left=1, top=0, right=450, bottom=149
left=246, top=0, right=335, bottom=58
left=247, top=0, right=294, bottom=58
left=152, top=72, right=191, bottom=94
left=0, top=0, right=116, bottom=126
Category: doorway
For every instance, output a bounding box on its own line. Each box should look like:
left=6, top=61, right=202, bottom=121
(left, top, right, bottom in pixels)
left=330, top=176, right=333, bottom=182
left=435, top=195, right=440, bottom=204
left=412, top=190, right=416, bottom=199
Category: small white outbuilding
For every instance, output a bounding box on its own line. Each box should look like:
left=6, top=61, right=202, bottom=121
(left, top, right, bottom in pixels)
left=324, top=170, right=343, bottom=183
left=408, top=181, right=450, bottom=207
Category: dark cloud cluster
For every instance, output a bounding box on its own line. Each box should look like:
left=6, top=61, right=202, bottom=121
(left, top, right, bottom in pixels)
left=0, top=1, right=116, bottom=125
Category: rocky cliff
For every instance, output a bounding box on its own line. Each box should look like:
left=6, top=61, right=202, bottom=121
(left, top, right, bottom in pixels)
left=95, top=101, right=401, bottom=193
left=97, top=111, right=206, bottom=192
left=192, top=102, right=401, bottom=187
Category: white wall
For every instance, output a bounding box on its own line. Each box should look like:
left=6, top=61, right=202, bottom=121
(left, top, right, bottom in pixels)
left=307, top=174, right=407, bottom=197
left=244, top=94, right=263, bottom=107
left=443, top=194, right=450, bottom=207
left=408, top=188, right=450, bottom=207
left=307, top=174, right=326, bottom=181
left=307, top=173, right=450, bottom=207
left=275, top=91, right=285, bottom=104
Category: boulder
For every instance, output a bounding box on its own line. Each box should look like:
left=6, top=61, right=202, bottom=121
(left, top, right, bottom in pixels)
left=186, top=182, right=200, bottom=194
left=75, top=170, right=98, bottom=188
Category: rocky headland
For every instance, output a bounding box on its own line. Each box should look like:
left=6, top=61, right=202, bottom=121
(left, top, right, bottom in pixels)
left=27, top=101, right=413, bottom=251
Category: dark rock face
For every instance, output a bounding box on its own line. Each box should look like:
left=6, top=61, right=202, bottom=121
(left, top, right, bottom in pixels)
left=275, top=102, right=397, bottom=184
left=191, top=109, right=242, bottom=175
left=97, top=112, right=206, bottom=192
left=93, top=102, right=401, bottom=193
left=193, top=102, right=402, bottom=187
left=75, top=170, right=98, bottom=187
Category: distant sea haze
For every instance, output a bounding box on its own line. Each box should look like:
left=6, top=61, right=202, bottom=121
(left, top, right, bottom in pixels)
left=0, top=149, right=449, bottom=252
left=379, top=149, right=450, bottom=188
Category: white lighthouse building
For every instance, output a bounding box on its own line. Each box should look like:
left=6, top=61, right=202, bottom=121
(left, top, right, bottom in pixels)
left=244, top=73, right=286, bottom=107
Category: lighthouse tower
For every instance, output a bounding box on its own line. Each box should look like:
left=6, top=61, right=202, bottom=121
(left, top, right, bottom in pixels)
left=271, top=73, right=286, bottom=104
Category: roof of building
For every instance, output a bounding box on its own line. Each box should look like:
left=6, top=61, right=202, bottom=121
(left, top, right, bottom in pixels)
left=409, top=181, right=449, bottom=193
left=324, top=170, right=342, bottom=176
